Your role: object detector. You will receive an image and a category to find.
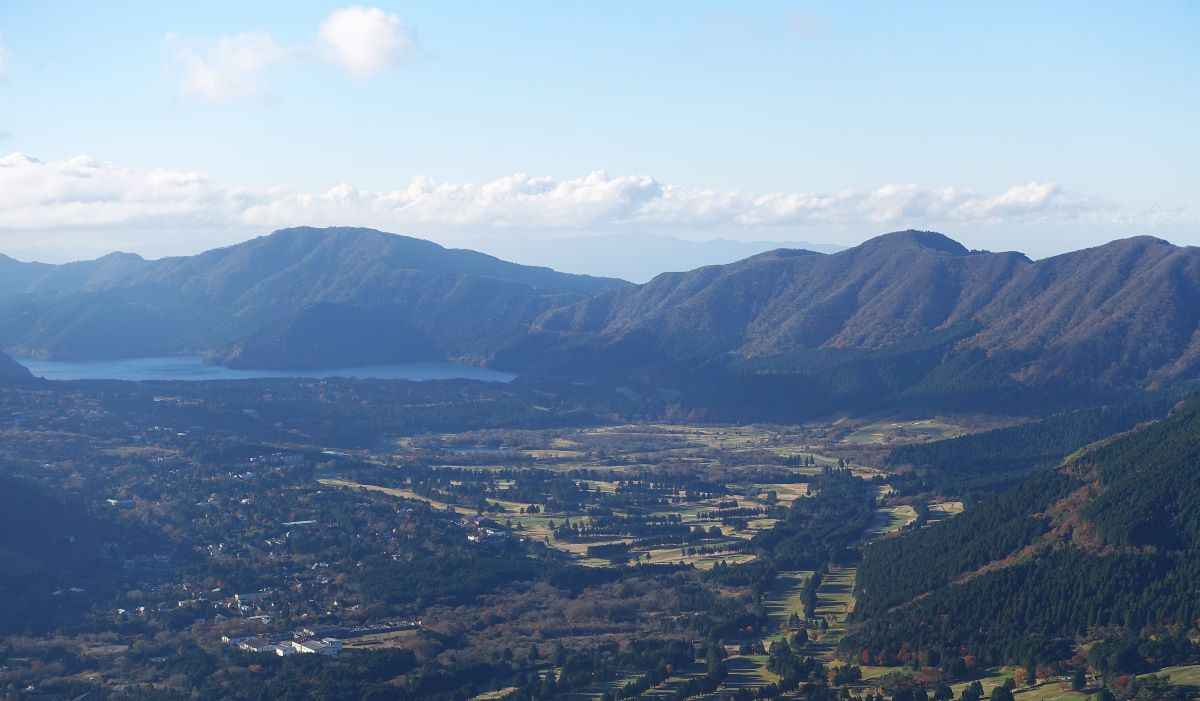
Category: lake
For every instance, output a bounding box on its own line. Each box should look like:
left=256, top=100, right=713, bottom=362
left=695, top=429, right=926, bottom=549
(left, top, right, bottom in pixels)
left=14, top=356, right=517, bottom=383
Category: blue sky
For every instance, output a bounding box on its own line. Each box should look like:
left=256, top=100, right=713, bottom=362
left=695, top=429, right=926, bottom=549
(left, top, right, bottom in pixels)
left=0, top=1, right=1196, bottom=263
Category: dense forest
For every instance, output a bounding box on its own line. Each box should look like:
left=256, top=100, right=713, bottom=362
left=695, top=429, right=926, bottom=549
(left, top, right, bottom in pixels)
left=844, top=394, right=1200, bottom=674
left=853, top=470, right=1077, bottom=619
left=885, top=396, right=1174, bottom=498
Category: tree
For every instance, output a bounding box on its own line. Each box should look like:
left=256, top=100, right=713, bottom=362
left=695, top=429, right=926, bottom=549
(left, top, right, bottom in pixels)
left=1071, top=668, right=1086, bottom=691
left=803, top=586, right=818, bottom=618
left=539, top=669, right=557, bottom=698
left=961, top=680, right=984, bottom=701
left=705, top=643, right=723, bottom=674
left=989, top=687, right=1014, bottom=701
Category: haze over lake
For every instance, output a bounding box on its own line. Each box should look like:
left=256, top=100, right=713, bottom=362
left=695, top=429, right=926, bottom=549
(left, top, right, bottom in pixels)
left=15, top=356, right=517, bottom=383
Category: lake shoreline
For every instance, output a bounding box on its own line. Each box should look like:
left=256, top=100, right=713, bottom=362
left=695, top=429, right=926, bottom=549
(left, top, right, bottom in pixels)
left=13, top=356, right=518, bottom=383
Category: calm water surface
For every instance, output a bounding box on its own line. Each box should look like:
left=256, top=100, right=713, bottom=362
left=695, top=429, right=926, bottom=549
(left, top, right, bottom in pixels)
left=15, top=356, right=517, bottom=383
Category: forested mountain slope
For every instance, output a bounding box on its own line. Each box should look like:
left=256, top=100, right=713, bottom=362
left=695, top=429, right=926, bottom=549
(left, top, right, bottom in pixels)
left=0, top=251, right=150, bottom=298
left=886, top=396, right=1174, bottom=497
left=0, top=351, right=35, bottom=386
left=0, top=227, right=627, bottom=369
left=526, top=231, right=1200, bottom=399
left=844, top=395, right=1200, bottom=671
left=0, top=475, right=157, bottom=633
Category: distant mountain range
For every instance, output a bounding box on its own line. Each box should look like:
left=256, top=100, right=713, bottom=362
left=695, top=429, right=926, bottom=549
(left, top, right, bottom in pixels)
left=461, top=232, right=845, bottom=283
left=521, top=230, right=1200, bottom=408
left=0, top=227, right=626, bottom=369
left=3, top=227, right=1200, bottom=409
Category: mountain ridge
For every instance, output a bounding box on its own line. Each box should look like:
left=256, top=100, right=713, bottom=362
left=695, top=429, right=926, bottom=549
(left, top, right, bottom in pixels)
left=0, top=226, right=629, bottom=368
left=458, top=231, right=846, bottom=283
left=4, top=227, right=1200, bottom=408
left=525, top=230, right=1200, bottom=394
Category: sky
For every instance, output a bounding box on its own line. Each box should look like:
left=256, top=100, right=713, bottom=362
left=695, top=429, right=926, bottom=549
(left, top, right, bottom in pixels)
left=0, top=1, right=1196, bottom=264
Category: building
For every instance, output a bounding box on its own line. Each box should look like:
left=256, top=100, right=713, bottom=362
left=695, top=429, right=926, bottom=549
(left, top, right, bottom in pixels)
left=236, top=638, right=274, bottom=653
left=234, top=591, right=271, bottom=606
left=288, top=637, right=343, bottom=657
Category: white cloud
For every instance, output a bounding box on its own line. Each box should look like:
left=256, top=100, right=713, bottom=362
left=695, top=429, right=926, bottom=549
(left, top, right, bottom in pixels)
left=163, top=7, right=414, bottom=100
left=317, top=6, right=415, bottom=80
left=0, top=152, right=1185, bottom=259
left=165, top=31, right=289, bottom=102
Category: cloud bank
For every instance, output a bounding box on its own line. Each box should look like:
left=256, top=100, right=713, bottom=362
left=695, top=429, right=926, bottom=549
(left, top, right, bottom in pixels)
left=2, top=151, right=1187, bottom=260
left=239, top=173, right=1122, bottom=232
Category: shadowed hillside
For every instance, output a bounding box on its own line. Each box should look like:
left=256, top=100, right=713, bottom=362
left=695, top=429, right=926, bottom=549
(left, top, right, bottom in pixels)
left=519, top=231, right=1200, bottom=406
left=0, top=351, right=35, bottom=386
left=0, top=227, right=628, bottom=369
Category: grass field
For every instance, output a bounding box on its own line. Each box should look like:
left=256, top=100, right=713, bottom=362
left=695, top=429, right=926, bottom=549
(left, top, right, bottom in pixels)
left=949, top=669, right=1014, bottom=698
left=750, top=482, right=809, bottom=505
left=724, top=655, right=778, bottom=688
left=806, top=564, right=856, bottom=659
left=946, top=669, right=1095, bottom=700
left=814, top=566, right=855, bottom=622
left=471, top=687, right=518, bottom=701
left=638, top=541, right=756, bottom=569
left=342, top=628, right=421, bottom=650
left=855, top=664, right=905, bottom=680
left=321, top=477, right=545, bottom=519
left=842, top=419, right=965, bottom=445
left=324, top=477, right=763, bottom=569
left=761, top=570, right=815, bottom=633
left=929, top=500, right=965, bottom=518
left=1012, top=687, right=1089, bottom=701
left=1146, top=663, right=1200, bottom=686
left=869, top=504, right=917, bottom=536
left=319, top=478, right=477, bottom=515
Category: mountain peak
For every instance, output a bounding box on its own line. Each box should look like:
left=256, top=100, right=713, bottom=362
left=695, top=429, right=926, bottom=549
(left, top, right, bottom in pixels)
left=859, top=230, right=970, bottom=256
left=1098, top=234, right=1174, bottom=252
left=267, top=225, right=431, bottom=246
left=99, top=251, right=145, bottom=262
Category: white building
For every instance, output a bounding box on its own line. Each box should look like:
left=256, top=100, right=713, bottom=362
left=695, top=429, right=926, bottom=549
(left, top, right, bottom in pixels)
left=288, top=637, right=343, bottom=657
